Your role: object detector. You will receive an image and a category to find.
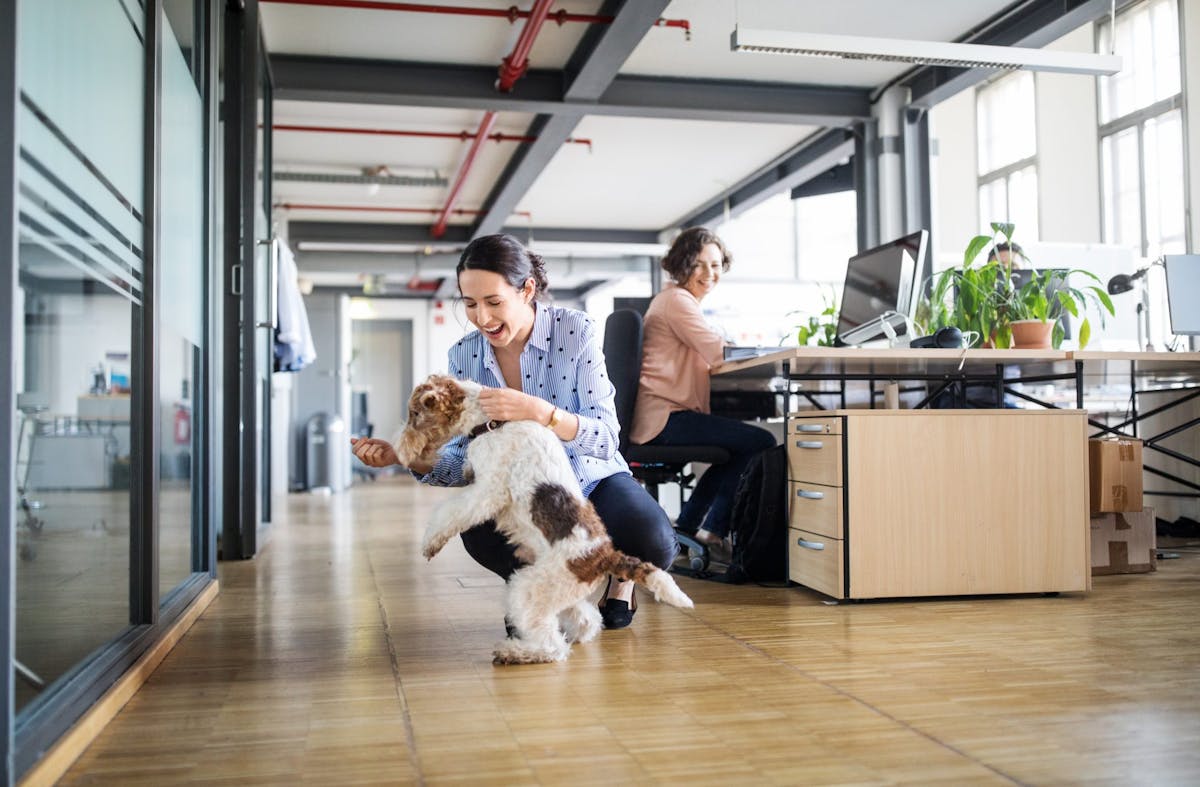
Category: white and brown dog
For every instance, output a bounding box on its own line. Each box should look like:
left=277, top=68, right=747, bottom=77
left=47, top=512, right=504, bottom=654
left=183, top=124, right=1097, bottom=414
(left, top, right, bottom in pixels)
left=397, top=374, right=693, bottom=665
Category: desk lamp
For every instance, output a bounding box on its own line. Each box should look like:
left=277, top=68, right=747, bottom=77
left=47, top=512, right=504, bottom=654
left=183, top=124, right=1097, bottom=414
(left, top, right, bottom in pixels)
left=1107, top=258, right=1163, bottom=351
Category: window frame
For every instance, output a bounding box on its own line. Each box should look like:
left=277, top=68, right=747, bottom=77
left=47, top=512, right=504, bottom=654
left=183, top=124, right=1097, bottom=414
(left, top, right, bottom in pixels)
left=975, top=71, right=1040, bottom=237
left=1095, top=0, right=1187, bottom=257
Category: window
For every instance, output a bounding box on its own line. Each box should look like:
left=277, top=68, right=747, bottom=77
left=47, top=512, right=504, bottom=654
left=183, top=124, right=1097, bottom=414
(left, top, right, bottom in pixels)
left=1098, top=0, right=1185, bottom=257
left=709, top=189, right=856, bottom=345
left=976, top=71, right=1039, bottom=239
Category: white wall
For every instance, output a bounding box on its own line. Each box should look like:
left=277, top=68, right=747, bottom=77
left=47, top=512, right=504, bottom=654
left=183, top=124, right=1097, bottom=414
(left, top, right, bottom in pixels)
left=1037, top=25, right=1104, bottom=244
left=1186, top=0, right=1200, bottom=252
left=930, top=88, right=977, bottom=271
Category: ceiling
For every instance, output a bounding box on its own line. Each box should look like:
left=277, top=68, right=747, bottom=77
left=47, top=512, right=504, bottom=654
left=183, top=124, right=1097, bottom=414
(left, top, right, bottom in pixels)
left=259, top=0, right=1106, bottom=293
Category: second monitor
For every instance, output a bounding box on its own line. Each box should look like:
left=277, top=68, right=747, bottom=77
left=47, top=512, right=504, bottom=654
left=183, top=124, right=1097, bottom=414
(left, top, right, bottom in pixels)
left=835, top=230, right=928, bottom=346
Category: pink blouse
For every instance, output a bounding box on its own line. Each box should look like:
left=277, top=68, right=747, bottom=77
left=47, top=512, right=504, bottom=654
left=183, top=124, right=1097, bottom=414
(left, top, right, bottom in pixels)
left=629, top=283, right=726, bottom=445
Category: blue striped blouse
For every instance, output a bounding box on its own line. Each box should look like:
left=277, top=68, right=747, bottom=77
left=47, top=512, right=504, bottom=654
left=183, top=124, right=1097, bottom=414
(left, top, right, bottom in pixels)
left=418, top=300, right=631, bottom=495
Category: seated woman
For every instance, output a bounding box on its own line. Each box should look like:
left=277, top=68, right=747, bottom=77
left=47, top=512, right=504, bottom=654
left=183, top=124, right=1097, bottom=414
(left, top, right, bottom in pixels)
left=629, top=227, right=776, bottom=561
left=352, top=233, right=676, bottom=629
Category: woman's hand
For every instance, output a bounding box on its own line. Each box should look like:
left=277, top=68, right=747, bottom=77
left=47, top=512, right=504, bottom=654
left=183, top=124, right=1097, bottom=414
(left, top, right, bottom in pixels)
left=351, top=437, right=400, bottom=468
left=477, top=386, right=550, bottom=424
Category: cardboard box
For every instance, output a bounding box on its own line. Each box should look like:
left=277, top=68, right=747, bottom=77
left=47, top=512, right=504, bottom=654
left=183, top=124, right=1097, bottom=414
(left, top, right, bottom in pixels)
left=1090, top=507, right=1156, bottom=575
left=1088, top=438, right=1143, bottom=514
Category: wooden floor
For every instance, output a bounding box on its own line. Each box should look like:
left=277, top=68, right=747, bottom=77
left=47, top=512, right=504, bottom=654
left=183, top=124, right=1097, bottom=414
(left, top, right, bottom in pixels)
left=60, top=476, right=1200, bottom=785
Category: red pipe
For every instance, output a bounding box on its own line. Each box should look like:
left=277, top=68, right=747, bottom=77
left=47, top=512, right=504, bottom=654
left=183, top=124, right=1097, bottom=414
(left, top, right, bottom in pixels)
left=496, top=0, right=554, bottom=92
left=431, top=1, right=552, bottom=237
left=272, top=123, right=592, bottom=150
left=278, top=202, right=532, bottom=219
left=430, top=110, right=497, bottom=238
left=259, top=0, right=691, bottom=38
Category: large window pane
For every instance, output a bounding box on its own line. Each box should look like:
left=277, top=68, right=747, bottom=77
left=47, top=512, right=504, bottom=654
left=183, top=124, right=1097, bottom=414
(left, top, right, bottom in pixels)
left=1099, top=0, right=1180, bottom=122
left=1143, top=109, right=1185, bottom=256
left=14, top=0, right=144, bottom=712
left=977, top=72, right=1035, bottom=174
left=1101, top=127, right=1141, bottom=251
left=159, top=1, right=205, bottom=597
left=1007, top=166, right=1039, bottom=241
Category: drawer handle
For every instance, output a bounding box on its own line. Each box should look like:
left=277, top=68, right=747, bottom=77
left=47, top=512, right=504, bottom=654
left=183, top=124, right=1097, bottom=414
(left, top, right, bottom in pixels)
left=797, top=538, right=825, bottom=551
left=797, top=424, right=825, bottom=433
left=795, top=440, right=824, bottom=449
left=796, top=489, right=825, bottom=500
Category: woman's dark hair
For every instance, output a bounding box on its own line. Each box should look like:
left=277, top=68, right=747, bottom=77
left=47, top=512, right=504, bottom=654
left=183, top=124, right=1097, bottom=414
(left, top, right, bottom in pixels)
left=457, top=234, right=549, bottom=299
left=660, top=226, right=732, bottom=285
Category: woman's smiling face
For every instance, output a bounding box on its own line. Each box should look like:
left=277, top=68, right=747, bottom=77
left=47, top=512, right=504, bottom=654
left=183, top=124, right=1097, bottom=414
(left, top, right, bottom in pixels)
left=458, top=269, right=535, bottom=349
left=683, top=242, right=724, bottom=301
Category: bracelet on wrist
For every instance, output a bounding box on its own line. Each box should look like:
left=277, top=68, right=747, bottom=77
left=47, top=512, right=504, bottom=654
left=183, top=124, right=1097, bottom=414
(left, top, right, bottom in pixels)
left=546, top=407, right=561, bottom=428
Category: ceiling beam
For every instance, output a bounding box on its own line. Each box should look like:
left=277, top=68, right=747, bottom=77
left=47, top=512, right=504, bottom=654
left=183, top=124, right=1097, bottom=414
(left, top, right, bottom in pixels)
left=287, top=220, right=659, bottom=247
left=674, top=128, right=855, bottom=229
left=905, top=0, right=1138, bottom=108
left=271, top=54, right=872, bottom=125
left=473, top=0, right=671, bottom=237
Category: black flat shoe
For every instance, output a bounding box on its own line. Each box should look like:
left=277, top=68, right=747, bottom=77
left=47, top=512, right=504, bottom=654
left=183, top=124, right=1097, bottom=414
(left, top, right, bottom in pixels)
left=598, top=577, right=637, bottom=629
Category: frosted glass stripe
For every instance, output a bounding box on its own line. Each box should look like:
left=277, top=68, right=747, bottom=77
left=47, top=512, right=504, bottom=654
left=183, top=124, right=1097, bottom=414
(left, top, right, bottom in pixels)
left=19, top=103, right=142, bottom=252
left=19, top=157, right=141, bottom=273
left=19, top=193, right=143, bottom=298
left=18, top=221, right=142, bottom=306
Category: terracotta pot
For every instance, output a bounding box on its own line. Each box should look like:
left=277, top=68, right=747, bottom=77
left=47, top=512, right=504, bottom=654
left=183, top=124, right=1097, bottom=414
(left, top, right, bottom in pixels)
left=1010, top=319, right=1053, bottom=349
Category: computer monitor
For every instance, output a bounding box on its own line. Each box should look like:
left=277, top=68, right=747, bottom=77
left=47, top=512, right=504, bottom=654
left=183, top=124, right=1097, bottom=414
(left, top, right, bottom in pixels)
left=1164, top=254, right=1200, bottom=335
left=1009, top=268, right=1072, bottom=341
left=835, top=230, right=927, bottom=346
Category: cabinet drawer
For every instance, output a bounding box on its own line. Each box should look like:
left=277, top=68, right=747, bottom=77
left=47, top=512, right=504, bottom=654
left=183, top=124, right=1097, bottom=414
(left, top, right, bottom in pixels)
left=789, top=416, right=841, bottom=436
left=788, top=481, right=843, bottom=539
left=788, top=528, right=845, bottom=599
left=787, top=434, right=842, bottom=486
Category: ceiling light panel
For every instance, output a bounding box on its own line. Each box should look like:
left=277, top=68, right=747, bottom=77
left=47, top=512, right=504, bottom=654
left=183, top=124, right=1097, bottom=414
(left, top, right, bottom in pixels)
left=731, top=28, right=1122, bottom=76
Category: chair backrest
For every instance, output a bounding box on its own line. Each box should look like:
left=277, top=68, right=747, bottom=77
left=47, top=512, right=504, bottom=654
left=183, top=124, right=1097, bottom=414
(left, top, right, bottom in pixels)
left=602, top=309, right=644, bottom=455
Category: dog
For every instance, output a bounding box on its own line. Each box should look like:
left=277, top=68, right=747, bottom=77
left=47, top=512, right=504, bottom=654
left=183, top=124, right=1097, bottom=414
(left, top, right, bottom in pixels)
left=396, top=374, right=693, bottom=664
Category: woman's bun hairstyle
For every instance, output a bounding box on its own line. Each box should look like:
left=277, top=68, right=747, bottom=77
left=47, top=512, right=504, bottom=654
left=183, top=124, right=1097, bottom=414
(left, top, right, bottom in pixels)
left=457, top=233, right=550, bottom=298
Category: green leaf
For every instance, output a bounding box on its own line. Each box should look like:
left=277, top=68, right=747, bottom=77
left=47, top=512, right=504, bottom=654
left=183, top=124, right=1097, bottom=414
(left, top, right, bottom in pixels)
left=1089, top=285, right=1115, bottom=316
left=1057, top=290, right=1079, bottom=318
left=1078, top=317, right=1092, bottom=349
left=991, top=222, right=1015, bottom=242
left=963, top=235, right=992, bottom=267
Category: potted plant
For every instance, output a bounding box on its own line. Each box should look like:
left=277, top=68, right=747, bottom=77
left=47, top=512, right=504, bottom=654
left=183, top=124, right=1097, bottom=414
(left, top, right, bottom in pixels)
left=791, top=288, right=838, bottom=346
left=1006, top=267, right=1114, bottom=349
left=919, top=222, right=1114, bottom=349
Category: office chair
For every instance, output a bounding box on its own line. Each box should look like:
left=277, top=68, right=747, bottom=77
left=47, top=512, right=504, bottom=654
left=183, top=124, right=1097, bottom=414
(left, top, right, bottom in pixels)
left=603, top=309, right=731, bottom=571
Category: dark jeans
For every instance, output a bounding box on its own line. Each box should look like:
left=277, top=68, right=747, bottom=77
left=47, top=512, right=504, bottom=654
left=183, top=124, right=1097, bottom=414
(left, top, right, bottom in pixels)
left=460, top=472, right=677, bottom=580
left=645, top=410, right=776, bottom=538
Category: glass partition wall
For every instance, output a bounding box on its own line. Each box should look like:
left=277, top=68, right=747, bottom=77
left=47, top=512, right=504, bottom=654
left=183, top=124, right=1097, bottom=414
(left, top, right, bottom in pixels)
left=5, top=0, right=221, bottom=780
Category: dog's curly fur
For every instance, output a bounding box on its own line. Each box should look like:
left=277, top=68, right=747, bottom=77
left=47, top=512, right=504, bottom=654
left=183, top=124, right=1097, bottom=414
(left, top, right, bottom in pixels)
left=397, top=374, right=693, bottom=665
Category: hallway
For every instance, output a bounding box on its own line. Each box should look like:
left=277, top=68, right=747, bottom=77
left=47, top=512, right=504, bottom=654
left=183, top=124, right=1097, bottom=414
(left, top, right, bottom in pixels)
left=62, top=476, right=1200, bottom=784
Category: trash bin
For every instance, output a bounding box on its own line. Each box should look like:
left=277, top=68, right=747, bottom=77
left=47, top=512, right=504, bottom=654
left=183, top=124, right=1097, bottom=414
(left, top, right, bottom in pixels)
left=305, top=412, right=347, bottom=492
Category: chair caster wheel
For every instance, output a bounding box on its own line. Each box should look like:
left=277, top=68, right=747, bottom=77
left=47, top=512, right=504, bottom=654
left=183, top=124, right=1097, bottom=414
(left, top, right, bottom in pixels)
left=689, top=555, right=705, bottom=571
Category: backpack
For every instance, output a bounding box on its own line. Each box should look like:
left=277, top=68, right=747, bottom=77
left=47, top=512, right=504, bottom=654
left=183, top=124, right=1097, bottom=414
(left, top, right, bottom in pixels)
left=725, top=444, right=788, bottom=584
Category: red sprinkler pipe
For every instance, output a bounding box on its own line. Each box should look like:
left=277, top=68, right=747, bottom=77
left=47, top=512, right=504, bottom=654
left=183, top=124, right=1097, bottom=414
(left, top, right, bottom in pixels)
left=261, top=0, right=691, bottom=37
left=278, top=202, right=532, bottom=219
left=272, top=123, right=592, bottom=150
left=430, top=110, right=497, bottom=238
left=431, top=0, right=551, bottom=237
left=496, top=0, right=554, bottom=92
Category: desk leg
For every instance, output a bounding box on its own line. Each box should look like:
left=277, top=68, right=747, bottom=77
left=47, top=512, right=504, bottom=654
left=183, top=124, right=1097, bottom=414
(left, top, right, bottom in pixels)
left=1129, top=360, right=1138, bottom=436
left=1076, top=361, right=1084, bottom=410
left=996, top=364, right=1004, bottom=407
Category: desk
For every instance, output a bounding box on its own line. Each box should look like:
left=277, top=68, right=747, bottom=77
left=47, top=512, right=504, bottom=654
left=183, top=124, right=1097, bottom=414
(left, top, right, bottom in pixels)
left=714, top=347, right=1079, bottom=410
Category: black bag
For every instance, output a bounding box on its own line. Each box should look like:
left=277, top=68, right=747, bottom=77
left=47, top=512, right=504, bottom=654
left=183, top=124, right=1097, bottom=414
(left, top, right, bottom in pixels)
left=725, top=444, right=788, bottom=584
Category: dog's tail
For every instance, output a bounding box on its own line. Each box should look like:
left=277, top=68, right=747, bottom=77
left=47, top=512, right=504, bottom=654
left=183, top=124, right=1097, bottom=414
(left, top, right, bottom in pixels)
left=604, top=553, right=693, bottom=609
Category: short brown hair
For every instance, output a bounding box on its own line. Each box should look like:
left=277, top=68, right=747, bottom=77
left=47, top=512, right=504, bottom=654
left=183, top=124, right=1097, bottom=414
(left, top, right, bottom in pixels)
left=661, top=227, right=732, bottom=286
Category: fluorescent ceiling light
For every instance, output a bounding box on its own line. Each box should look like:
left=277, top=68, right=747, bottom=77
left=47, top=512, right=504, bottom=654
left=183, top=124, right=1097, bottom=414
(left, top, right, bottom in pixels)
left=731, top=27, right=1122, bottom=76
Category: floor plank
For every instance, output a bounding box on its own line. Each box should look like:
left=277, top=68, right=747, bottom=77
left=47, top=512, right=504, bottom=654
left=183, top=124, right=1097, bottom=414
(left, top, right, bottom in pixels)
left=59, top=476, right=1200, bottom=785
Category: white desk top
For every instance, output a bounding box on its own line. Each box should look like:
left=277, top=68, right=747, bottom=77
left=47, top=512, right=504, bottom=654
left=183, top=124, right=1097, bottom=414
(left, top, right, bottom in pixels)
left=713, top=346, right=1070, bottom=381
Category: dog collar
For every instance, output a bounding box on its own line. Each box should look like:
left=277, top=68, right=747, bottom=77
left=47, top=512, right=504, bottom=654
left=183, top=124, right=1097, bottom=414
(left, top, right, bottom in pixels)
left=467, top=420, right=507, bottom=440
